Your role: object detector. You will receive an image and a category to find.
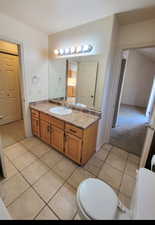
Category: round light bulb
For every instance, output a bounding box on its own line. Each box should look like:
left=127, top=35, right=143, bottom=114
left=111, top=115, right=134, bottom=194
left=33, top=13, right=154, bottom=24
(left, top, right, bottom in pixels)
left=76, top=45, right=82, bottom=53
left=83, top=45, right=89, bottom=52
left=70, top=47, right=75, bottom=54
left=65, top=48, right=70, bottom=54
left=54, top=49, right=59, bottom=55
left=59, top=49, right=64, bottom=55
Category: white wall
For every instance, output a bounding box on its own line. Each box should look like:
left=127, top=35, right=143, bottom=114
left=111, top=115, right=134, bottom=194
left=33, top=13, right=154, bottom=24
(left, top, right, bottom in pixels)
left=0, top=12, right=48, bottom=136
left=121, top=49, right=155, bottom=107
left=119, top=18, right=155, bottom=48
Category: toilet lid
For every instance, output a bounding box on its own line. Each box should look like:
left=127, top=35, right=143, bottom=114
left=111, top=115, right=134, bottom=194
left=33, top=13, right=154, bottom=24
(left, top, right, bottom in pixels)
left=78, top=178, right=118, bottom=220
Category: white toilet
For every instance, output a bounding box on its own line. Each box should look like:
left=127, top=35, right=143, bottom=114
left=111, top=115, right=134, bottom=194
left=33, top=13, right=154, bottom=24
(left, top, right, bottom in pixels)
left=76, top=168, right=155, bottom=220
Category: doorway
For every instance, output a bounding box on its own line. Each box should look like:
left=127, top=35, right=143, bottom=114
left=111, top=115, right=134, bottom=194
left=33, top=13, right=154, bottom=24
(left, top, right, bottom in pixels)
left=0, top=40, right=25, bottom=149
left=110, top=47, right=155, bottom=156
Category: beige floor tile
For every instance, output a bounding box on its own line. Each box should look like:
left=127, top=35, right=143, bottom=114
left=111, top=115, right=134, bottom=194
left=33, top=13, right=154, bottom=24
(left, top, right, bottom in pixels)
left=118, top=192, right=131, bottom=209
left=40, top=150, right=64, bottom=169
left=52, top=158, right=77, bottom=180
left=20, top=137, right=42, bottom=149
left=124, top=159, right=138, bottom=177
left=33, top=170, right=64, bottom=202
left=21, top=160, right=49, bottom=185
left=5, top=143, right=28, bottom=161
left=8, top=188, right=45, bottom=220
left=67, top=167, right=95, bottom=189
left=49, top=183, right=77, bottom=220
left=2, top=173, right=29, bottom=206
left=120, top=174, right=136, bottom=198
left=111, top=146, right=128, bottom=160
left=128, top=153, right=140, bottom=165
left=102, top=144, right=112, bottom=152
left=106, top=152, right=127, bottom=172
left=98, top=163, right=123, bottom=190
left=35, top=206, right=58, bottom=220
left=28, top=142, right=51, bottom=158
left=12, top=151, right=37, bottom=171
left=84, top=156, right=104, bottom=176
left=94, top=148, right=109, bottom=161
left=3, top=157, right=18, bottom=179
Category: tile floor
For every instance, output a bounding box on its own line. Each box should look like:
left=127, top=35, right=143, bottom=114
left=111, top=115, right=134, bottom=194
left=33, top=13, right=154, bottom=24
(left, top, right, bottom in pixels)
left=0, top=137, right=140, bottom=220
left=0, top=120, right=25, bottom=149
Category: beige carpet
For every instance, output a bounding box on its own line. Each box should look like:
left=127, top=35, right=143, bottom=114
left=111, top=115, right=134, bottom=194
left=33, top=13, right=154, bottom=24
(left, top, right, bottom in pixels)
left=110, top=104, right=148, bottom=156
left=0, top=120, right=25, bottom=149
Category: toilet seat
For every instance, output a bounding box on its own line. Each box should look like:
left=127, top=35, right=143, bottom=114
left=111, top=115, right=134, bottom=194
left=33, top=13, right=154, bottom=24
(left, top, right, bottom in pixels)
left=77, top=178, right=119, bottom=220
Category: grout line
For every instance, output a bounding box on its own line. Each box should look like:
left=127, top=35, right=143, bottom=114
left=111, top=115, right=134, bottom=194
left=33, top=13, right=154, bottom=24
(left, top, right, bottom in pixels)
left=33, top=203, right=60, bottom=220
left=6, top=186, right=32, bottom=208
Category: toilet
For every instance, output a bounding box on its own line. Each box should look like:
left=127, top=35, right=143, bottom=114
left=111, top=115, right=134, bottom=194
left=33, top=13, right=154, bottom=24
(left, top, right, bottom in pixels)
left=76, top=168, right=155, bottom=220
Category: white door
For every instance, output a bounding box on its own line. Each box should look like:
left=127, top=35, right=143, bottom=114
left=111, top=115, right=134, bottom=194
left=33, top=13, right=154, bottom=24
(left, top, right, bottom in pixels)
left=76, top=61, right=98, bottom=108
left=0, top=53, right=21, bottom=125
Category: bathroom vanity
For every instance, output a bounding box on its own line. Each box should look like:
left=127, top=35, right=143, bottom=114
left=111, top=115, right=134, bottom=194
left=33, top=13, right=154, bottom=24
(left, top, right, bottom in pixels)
left=30, top=101, right=100, bottom=165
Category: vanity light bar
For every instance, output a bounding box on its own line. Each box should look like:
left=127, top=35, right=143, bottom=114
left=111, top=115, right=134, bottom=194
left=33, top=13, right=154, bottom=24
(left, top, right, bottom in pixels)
left=54, top=44, right=93, bottom=56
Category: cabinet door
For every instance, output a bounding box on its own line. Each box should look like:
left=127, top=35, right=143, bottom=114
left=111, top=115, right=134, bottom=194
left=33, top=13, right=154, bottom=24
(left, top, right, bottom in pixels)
left=51, top=126, right=64, bottom=153
left=32, top=117, right=40, bottom=137
left=65, top=133, right=82, bottom=164
left=40, top=120, right=50, bottom=144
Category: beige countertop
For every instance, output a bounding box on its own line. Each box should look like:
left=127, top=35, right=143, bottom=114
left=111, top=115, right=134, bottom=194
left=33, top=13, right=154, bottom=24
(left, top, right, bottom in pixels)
left=30, top=101, right=100, bottom=129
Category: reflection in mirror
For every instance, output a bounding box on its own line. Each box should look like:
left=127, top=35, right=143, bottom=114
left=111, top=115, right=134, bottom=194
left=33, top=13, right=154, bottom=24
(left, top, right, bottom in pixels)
left=66, top=61, right=77, bottom=104
left=66, top=59, right=98, bottom=108
left=49, top=55, right=102, bottom=111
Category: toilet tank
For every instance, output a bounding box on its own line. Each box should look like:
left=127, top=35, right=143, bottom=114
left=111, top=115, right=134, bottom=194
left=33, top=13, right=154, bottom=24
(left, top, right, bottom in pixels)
left=130, top=168, right=155, bottom=220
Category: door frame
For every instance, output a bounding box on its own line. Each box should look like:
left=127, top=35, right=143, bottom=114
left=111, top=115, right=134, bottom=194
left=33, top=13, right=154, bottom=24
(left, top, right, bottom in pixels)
left=112, top=57, right=127, bottom=128
left=106, top=42, right=155, bottom=163
left=146, top=75, right=155, bottom=121
left=0, top=35, right=28, bottom=138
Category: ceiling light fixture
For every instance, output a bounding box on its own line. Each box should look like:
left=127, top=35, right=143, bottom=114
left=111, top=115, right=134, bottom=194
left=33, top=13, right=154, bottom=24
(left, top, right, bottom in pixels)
left=53, top=44, right=93, bottom=56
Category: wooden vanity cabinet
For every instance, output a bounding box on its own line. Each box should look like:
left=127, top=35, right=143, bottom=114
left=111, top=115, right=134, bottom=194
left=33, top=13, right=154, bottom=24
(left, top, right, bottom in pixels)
left=31, top=110, right=40, bottom=137
left=50, top=126, right=64, bottom=153
left=30, top=109, right=98, bottom=165
left=40, top=120, right=51, bottom=145
left=65, top=133, right=82, bottom=163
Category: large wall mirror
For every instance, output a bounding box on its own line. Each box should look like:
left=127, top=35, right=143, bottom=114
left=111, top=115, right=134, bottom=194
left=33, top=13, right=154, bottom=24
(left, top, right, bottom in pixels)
left=48, top=55, right=103, bottom=111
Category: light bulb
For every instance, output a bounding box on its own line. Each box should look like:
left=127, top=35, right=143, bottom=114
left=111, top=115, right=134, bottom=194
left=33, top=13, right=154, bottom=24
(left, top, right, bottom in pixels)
left=65, top=48, right=70, bottom=54
left=59, top=49, right=64, bottom=55
left=83, top=45, right=89, bottom=52
left=54, top=49, right=59, bottom=55
left=76, top=46, right=82, bottom=53
left=70, top=47, right=75, bottom=54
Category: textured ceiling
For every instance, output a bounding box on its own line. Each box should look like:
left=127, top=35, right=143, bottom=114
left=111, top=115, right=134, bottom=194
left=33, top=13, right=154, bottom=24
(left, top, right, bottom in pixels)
left=0, top=0, right=155, bottom=34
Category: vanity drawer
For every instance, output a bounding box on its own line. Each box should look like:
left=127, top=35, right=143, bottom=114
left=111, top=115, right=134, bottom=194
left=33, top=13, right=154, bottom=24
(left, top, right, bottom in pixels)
left=31, top=109, right=39, bottom=118
left=40, top=112, right=50, bottom=123
left=51, top=117, right=65, bottom=129
left=65, top=123, right=83, bottom=138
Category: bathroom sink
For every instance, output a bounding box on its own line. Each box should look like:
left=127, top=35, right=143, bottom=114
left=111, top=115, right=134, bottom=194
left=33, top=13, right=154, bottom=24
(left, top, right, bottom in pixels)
left=49, top=106, right=72, bottom=115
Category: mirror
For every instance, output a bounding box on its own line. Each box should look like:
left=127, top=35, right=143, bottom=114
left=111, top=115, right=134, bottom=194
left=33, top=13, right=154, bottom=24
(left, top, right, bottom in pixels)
left=66, top=59, right=98, bottom=109
left=48, top=55, right=103, bottom=111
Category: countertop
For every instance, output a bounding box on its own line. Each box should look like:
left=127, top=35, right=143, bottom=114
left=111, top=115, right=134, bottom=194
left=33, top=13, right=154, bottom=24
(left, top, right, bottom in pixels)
left=30, top=101, right=100, bottom=129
